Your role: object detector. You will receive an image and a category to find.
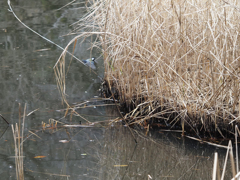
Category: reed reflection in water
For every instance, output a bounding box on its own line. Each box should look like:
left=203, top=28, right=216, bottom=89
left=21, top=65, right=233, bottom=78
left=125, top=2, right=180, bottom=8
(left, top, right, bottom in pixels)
left=99, top=125, right=233, bottom=180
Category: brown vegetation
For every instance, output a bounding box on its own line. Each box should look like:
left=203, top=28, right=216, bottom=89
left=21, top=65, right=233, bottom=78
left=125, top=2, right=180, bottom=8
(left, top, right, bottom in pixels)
left=56, top=0, right=240, bottom=138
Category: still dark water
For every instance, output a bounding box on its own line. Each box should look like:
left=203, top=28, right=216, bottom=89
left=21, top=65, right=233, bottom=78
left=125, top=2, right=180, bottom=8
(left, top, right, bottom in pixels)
left=0, top=0, right=235, bottom=179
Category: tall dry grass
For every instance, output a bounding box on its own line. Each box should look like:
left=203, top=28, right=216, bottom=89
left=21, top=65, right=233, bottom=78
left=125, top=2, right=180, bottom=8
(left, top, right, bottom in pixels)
left=12, top=104, right=26, bottom=180
left=56, top=0, right=240, bottom=136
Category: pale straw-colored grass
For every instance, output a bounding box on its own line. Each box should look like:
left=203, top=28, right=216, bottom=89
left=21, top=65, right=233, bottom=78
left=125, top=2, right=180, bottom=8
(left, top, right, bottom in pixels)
left=56, top=0, right=240, bottom=135
left=12, top=104, right=26, bottom=180
left=212, top=125, right=240, bottom=180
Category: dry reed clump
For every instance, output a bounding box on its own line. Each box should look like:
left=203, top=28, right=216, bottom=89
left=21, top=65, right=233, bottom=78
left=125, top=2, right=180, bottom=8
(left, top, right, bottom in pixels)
left=12, top=104, right=26, bottom=180
left=56, top=0, right=240, bottom=137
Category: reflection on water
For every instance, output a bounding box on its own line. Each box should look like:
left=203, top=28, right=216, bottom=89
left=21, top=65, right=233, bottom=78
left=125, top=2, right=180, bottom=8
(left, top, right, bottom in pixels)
left=1, top=122, right=233, bottom=180
left=0, top=0, right=236, bottom=179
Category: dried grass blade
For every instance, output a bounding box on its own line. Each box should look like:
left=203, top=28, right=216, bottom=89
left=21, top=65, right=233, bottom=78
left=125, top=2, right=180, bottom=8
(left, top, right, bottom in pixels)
left=212, top=152, right=220, bottom=180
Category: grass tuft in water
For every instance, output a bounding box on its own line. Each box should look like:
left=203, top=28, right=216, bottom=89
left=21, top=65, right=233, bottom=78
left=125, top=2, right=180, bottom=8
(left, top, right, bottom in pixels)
left=12, top=104, right=26, bottom=180
left=56, top=0, right=240, bottom=137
